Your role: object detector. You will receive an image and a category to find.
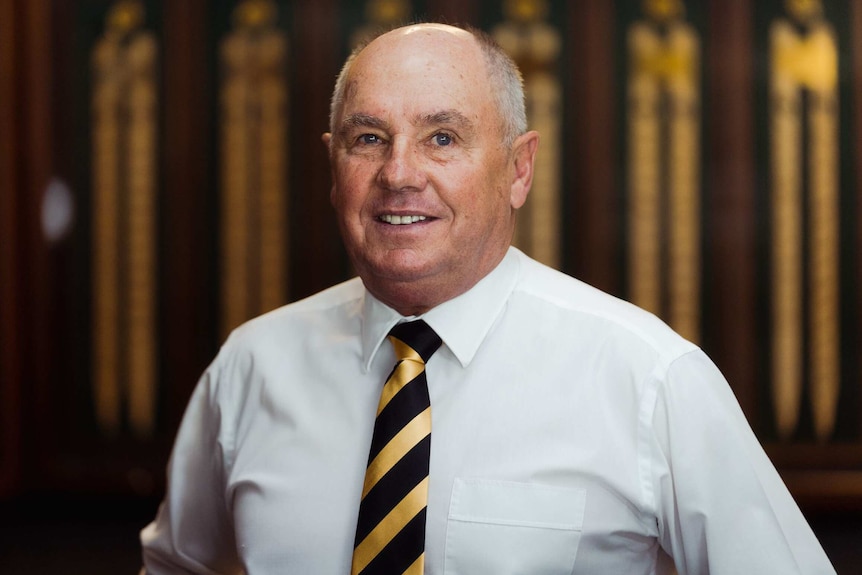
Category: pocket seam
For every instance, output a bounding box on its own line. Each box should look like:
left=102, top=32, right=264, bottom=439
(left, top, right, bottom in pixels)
left=449, top=478, right=587, bottom=530
left=448, top=514, right=580, bottom=531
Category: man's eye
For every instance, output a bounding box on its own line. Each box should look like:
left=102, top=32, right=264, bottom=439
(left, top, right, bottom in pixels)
left=359, top=134, right=382, bottom=145
left=433, top=133, right=453, bottom=146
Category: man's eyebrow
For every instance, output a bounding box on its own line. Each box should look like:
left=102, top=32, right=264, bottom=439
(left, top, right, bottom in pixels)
left=336, top=110, right=475, bottom=135
left=415, top=110, right=474, bottom=130
left=337, top=114, right=389, bottom=134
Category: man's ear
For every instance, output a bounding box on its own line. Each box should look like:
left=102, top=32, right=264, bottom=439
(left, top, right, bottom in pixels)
left=322, top=132, right=332, bottom=149
left=509, top=130, right=539, bottom=210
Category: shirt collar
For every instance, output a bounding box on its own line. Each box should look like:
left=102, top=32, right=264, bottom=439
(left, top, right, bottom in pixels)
left=360, top=247, right=521, bottom=373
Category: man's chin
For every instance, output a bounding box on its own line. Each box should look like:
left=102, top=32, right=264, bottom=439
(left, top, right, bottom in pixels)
left=362, top=262, right=435, bottom=284
left=357, top=249, right=440, bottom=281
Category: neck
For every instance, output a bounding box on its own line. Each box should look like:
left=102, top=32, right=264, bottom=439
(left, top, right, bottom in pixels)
left=362, top=249, right=509, bottom=317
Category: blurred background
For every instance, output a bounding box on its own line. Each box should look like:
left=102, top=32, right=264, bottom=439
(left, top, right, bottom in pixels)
left=1, top=0, right=861, bottom=572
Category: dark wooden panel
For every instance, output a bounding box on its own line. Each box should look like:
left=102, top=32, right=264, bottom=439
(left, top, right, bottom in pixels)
left=703, top=0, right=758, bottom=419
left=855, top=0, right=862, bottom=426
left=162, top=0, right=217, bottom=435
left=290, top=0, right=349, bottom=300
left=0, top=0, right=22, bottom=498
left=19, top=0, right=56, bottom=492
left=567, top=0, right=619, bottom=295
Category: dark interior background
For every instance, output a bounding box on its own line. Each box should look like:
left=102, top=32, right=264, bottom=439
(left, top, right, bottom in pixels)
left=2, top=0, right=861, bottom=572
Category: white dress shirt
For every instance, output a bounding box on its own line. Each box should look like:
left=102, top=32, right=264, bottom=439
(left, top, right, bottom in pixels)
left=141, top=247, right=834, bottom=574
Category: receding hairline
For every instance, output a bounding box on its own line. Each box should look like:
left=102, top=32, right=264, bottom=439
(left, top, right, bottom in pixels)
left=329, top=22, right=527, bottom=146
left=345, top=23, right=486, bottom=85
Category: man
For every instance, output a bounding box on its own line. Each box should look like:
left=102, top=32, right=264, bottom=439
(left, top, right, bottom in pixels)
left=141, top=23, right=835, bottom=574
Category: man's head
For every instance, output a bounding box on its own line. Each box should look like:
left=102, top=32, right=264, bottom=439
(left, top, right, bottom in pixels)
left=323, top=23, right=539, bottom=316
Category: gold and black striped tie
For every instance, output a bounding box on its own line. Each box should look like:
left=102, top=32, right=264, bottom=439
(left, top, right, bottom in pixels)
left=351, top=320, right=442, bottom=575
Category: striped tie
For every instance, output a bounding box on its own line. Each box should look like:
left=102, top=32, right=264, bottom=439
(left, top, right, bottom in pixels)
left=352, top=320, right=442, bottom=575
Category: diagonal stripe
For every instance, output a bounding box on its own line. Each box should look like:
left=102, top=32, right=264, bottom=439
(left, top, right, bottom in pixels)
left=355, top=436, right=430, bottom=543
left=378, top=359, right=425, bottom=415
left=368, top=375, right=429, bottom=462
left=403, top=553, right=424, bottom=575
left=362, top=407, right=430, bottom=498
left=390, top=337, right=422, bottom=363
left=356, top=510, right=426, bottom=575
left=352, top=477, right=429, bottom=575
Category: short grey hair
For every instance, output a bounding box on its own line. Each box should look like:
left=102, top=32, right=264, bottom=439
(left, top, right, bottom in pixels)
left=328, top=24, right=527, bottom=148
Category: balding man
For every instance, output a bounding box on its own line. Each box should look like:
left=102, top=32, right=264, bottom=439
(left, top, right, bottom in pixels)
left=141, top=23, right=834, bottom=574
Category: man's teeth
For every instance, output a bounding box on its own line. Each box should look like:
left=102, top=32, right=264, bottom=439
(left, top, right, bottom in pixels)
left=380, top=215, right=427, bottom=225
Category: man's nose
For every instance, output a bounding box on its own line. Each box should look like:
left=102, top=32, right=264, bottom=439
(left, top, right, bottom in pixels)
left=378, top=137, right=427, bottom=192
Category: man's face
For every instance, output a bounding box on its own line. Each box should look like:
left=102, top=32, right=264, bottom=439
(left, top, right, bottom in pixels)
left=325, top=25, right=536, bottom=314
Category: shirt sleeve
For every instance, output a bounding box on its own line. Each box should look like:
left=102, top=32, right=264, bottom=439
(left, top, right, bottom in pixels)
left=140, top=361, right=242, bottom=574
left=650, top=349, right=836, bottom=575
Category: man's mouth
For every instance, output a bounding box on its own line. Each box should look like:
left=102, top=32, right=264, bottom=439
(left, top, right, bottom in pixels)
left=378, top=214, right=428, bottom=225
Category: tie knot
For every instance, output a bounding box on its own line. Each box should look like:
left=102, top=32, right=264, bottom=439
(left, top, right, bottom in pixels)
left=388, top=320, right=442, bottom=363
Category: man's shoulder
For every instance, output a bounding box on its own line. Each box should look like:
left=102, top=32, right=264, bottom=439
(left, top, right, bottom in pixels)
left=512, top=251, right=643, bottom=319
left=281, top=276, right=366, bottom=314
left=511, top=251, right=696, bottom=358
left=224, top=276, right=365, bottom=347
left=194, top=278, right=366, bottom=403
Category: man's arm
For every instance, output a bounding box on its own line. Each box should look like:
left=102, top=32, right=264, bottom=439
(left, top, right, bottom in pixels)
left=651, top=350, right=835, bottom=574
left=140, top=367, right=242, bottom=574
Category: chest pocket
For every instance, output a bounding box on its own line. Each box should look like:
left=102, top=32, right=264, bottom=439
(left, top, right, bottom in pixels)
left=444, top=478, right=586, bottom=575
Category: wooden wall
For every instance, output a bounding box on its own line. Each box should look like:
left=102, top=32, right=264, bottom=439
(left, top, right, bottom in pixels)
left=1, top=0, right=861, bottom=512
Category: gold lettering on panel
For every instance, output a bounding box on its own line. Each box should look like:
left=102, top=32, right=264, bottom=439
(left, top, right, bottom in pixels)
left=627, top=0, right=701, bottom=343
left=769, top=0, right=839, bottom=441
left=219, top=0, right=289, bottom=338
left=91, top=0, right=158, bottom=438
left=494, top=0, right=562, bottom=269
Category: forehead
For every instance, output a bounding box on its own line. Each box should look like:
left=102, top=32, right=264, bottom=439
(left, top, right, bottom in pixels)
left=339, top=28, right=494, bottom=124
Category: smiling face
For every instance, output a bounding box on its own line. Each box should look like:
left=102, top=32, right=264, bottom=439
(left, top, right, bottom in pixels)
left=325, top=24, right=538, bottom=315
